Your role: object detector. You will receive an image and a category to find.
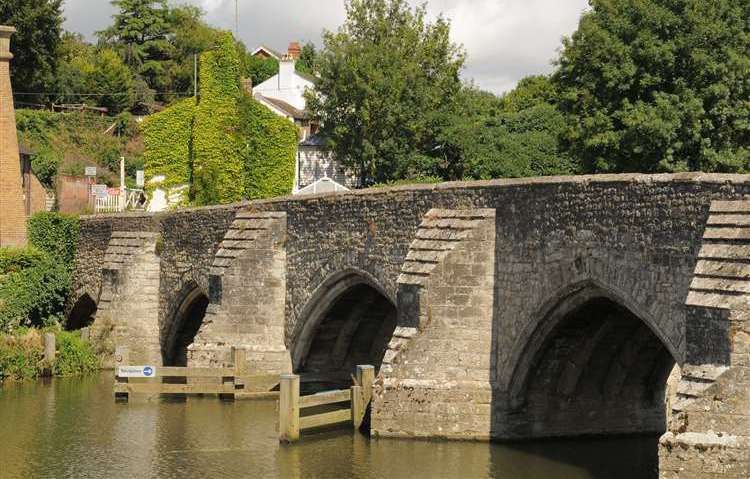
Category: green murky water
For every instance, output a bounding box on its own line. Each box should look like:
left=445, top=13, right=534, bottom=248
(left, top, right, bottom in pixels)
left=0, top=373, right=658, bottom=478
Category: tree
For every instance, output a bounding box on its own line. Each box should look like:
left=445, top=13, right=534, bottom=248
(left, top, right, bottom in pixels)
left=307, top=0, right=465, bottom=185
left=98, top=0, right=173, bottom=102
left=296, top=42, right=317, bottom=76
left=242, top=54, right=278, bottom=87
left=434, top=80, right=575, bottom=181
left=90, top=49, right=135, bottom=114
left=555, top=0, right=750, bottom=173
left=0, top=0, right=63, bottom=104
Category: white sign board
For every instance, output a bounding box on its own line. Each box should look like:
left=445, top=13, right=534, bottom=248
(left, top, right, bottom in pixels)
left=85, top=166, right=97, bottom=177
left=91, top=184, right=108, bottom=199
left=118, top=366, right=157, bottom=378
left=136, top=170, right=145, bottom=188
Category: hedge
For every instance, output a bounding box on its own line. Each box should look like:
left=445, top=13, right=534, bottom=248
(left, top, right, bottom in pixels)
left=238, top=95, right=298, bottom=199
left=0, top=213, right=79, bottom=332
left=27, top=212, right=80, bottom=264
left=192, top=33, right=244, bottom=205
left=141, top=97, right=196, bottom=201
left=0, top=252, right=71, bottom=332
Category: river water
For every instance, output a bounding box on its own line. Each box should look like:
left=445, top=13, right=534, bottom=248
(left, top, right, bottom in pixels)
left=0, top=373, right=659, bottom=478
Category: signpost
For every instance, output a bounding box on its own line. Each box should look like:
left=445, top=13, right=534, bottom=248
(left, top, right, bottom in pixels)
left=91, top=184, right=108, bottom=199
left=117, top=366, right=157, bottom=378
left=85, top=166, right=97, bottom=177
left=136, top=170, right=145, bottom=188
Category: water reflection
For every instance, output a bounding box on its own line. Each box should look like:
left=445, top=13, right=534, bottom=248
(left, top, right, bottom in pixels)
left=0, top=374, right=657, bottom=478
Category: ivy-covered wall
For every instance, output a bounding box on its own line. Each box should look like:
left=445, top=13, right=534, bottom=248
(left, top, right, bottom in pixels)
left=142, top=32, right=299, bottom=207
left=192, top=33, right=244, bottom=205
left=238, top=95, right=298, bottom=199
left=141, top=97, right=196, bottom=200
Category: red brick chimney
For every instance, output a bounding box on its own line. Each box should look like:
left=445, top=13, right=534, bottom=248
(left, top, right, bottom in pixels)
left=0, top=25, right=27, bottom=247
left=286, top=42, right=301, bottom=60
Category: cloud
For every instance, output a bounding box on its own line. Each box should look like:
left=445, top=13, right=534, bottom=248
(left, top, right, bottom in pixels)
left=62, top=0, right=588, bottom=94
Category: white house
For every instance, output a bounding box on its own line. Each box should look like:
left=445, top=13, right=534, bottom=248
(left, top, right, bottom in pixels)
left=251, top=42, right=357, bottom=193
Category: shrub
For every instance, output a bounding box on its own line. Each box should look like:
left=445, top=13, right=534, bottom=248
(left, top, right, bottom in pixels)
left=27, top=212, right=80, bottom=264
left=0, top=329, right=43, bottom=381
left=0, top=329, right=99, bottom=382
left=52, top=330, right=99, bottom=376
left=238, top=95, right=298, bottom=199
left=0, top=254, right=71, bottom=332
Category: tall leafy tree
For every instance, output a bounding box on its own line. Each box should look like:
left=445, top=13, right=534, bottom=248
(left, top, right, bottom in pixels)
left=0, top=0, right=63, bottom=104
left=98, top=0, right=173, bottom=101
left=555, top=0, right=750, bottom=173
left=307, top=0, right=465, bottom=185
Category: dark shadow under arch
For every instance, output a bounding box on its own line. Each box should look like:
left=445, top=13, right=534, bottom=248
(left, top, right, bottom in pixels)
left=292, top=269, right=397, bottom=391
left=163, top=285, right=209, bottom=367
left=506, top=282, right=678, bottom=439
left=66, top=293, right=97, bottom=331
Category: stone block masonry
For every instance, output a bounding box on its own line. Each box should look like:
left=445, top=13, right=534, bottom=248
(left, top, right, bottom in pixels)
left=0, top=26, right=27, bottom=247
left=71, top=173, right=750, bottom=478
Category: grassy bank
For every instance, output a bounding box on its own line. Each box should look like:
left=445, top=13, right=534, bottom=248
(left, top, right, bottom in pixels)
left=0, top=328, right=98, bottom=383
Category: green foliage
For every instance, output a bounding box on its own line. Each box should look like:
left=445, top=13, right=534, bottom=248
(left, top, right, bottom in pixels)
left=0, top=250, right=71, bottom=332
left=0, top=214, right=78, bottom=332
left=0, top=329, right=43, bottom=381
left=554, top=0, right=750, bottom=173
left=238, top=95, right=298, bottom=199
left=141, top=97, right=196, bottom=195
left=52, top=330, right=99, bottom=376
left=0, top=329, right=98, bottom=381
left=192, top=33, right=244, bottom=205
left=371, top=176, right=442, bottom=188
left=307, top=0, right=465, bottom=185
left=98, top=0, right=173, bottom=99
left=243, top=54, right=279, bottom=86
left=0, top=0, right=63, bottom=104
left=296, top=42, right=318, bottom=76
left=15, top=109, right=142, bottom=187
left=90, top=49, right=135, bottom=114
left=28, top=212, right=80, bottom=264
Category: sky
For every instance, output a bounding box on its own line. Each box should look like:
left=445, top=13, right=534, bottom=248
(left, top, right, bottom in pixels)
left=62, top=0, right=590, bottom=94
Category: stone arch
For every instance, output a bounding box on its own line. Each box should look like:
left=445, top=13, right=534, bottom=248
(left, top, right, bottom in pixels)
left=162, top=281, right=209, bottom=366
left=291, top=268, right=397, bottom=388
left=66, top=292, right=98, bottom=331
left=505, top=280, right=678, bottom=438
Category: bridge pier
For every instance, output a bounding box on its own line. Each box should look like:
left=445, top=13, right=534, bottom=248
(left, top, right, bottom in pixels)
left=188, top=211, right=292, bottom=374
left=372, top=209, right=497, bottom=439
left=659, top=201, right=750, bottom=478
left=92, top=231, right=162, bottom=366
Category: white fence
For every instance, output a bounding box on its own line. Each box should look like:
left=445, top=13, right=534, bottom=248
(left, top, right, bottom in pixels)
left=94, top=189, right=144, bottom=214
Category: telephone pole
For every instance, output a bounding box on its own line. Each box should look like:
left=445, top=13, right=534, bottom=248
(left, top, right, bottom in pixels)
left=235, top=0, right=239, bottom=38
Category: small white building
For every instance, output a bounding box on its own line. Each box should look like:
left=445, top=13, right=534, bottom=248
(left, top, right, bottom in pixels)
left=251, top=42, right=358, bottom=193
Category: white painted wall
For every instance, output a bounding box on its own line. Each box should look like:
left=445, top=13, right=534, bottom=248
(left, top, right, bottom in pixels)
left=253, top=59, right=313, bottom=111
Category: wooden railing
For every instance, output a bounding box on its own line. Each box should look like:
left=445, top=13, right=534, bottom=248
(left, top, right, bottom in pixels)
left=114, top=348, right=279, bottom=401
left=279, top=365, right=374, bottom=442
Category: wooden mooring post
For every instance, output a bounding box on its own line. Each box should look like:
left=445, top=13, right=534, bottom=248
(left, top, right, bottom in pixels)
left=43, top=333, right=56, bottom=363
left=279, top=374, right=301, bottom=442
left=279, top=364, right=375, bottom=443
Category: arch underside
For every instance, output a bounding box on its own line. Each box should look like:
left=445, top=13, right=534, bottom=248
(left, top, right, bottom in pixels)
left=508, top=293, right=677, bottom=439
left=163, top=286, right=209, bottom=367
left=294, top=276, right=397, bottom=392
left=66, top=293, right=97, bottom=331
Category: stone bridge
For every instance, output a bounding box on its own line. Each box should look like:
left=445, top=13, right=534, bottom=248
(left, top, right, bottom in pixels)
left=70, top=173, right=749, bottom=478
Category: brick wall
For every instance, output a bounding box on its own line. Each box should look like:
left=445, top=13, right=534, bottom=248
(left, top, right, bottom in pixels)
left=0, top=27, right=27, bottom=247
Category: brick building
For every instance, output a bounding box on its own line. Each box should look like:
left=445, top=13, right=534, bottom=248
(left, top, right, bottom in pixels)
left=0, top=26, right=27, bottom=247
